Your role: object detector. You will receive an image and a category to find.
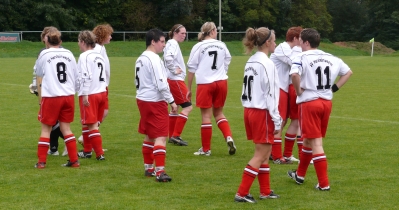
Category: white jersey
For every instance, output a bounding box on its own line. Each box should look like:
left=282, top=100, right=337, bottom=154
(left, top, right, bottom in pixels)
left=290, top=49, right=351, bottom=103
left=270, top=42, right=302, bottom=92
left=187, top=39, right=231, bottom=84
left=163, top=39, right=186, bottom=81
left=135, top=50, right=174, bottom=103
left=35, top=47, right=78, bottom=97
left=241, top=52, right=282, bottom=130
left=77, top=49, right=107, bottom=96
left=93, top=44, right=110, bottom=86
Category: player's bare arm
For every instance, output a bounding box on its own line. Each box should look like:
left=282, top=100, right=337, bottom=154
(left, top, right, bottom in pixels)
left=334, top=69, right=353, bottom=91
left=291, top=73, right=303, bottom=96
left=36, top=76, right=43, bottom=104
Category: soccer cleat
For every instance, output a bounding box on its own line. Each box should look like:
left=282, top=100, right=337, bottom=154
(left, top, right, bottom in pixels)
left=47, top=149, right=59, bottom=156
left=287, top=170, right=304, bottom=185
left=96, top=155, right=105, bottom=160
left=315, top=183, right=330, bottom=191
left=234, top=194, right=256, bottom=203
left=285, top=155, right=299, bottom=162
left=77, top=135, right=83, bottom=145
left=168, top=138, right=173, bottom=143
left=193, top=147, right=211, bottom=156
left=145, top=169, right=155, bottom=177
left=226, top=136, right=236, bottom=155
left=269, top=155, right=273, bottom=160
left=273, top=157, right=293, bottom=164
left=62, top=147, right=68, bottom=156
left=169, top=136, right=188, bottom=146
left=77, top=150, right=92, bottom=158
left=259, top=190, right=280, bottom=199
left=62, top=160, right=80, bottom=168
left=35, top=162, right=46, bottom=169
left=156, top=172, right=172, bottom=182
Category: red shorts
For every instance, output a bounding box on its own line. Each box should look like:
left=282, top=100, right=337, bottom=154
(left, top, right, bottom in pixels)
left=288, top=84, right=299, bottom=119
left=168, top=79, right=190, bottom=105
left=278, top=89, right=288, bottom=120
left=38, top=95, right=75, bottom=125
left=104, top=87, right=109, bottom=110
left=196, top=80, right=227, bottom=108
left=299, top=99, right=332, bottom=139
left=244, top=108, right=274, bottom=144
left=137, top=99, right=168, bottom=139
left=79, top=92, right=107, bottom=125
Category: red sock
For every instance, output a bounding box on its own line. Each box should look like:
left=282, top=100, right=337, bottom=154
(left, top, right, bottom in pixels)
left=82, top=127, right=92, bottom=153
left=153, top=145, right=166, bottom=175
left=37, top=137, right=50, bottom=163
left=201, top=123, right=212, bottom=152
left=172, top=113, right=188, bottom=137
left=283, top=133, right=296, bottom=157
left=142, top=141, right=154, bottom=165
left=64, top=134, right=78, bottom=163
left=271, top=137, right=282, bottom=159
left=89, top=130, right=103, bottom=157
left=258, top=164, right=271, bottom=195
left=169, top=114, right=178, bottom=138
left=313, top=153, right=329, bottom=188
left=237, top=164, right=259, bottom=196
left=297, top=135, right=303, bottom=157
left=297, top=147, right=312, bottom=177
left=216, top=118, right=232, bottom=139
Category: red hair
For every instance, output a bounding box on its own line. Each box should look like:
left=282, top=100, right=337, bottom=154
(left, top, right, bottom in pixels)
left=286, top=26, right=302, bottom=42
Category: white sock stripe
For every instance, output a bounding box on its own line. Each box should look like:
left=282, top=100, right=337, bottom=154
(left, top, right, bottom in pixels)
left=201, top=124, right=212, bottom=128
left=169, top=114, right=178, bottom=117
left=285, top=136, right=296, bottom=140
left=178, top=114, right=188, bottom=119
left=88, top=133, right=100, bottom=138
left=302, top=148, right=312, bottom=154
left=64, top=136, right=75, bottom=142
left=259, top=167, right=270, bottom=172
left=82, top=130, right=90, bottom=133
left=153, top=149, right=166, bottom=154
left=217, top=118, right=227, bottom=124
left=38, top=142, right=50, bottom=146
left=142, top=143, right=154, bottom=148
left=274, top=139, right=282, bottom=143
left=244, top=168, right=258, bottom=176
left=313, top=155, right=326, bottom=161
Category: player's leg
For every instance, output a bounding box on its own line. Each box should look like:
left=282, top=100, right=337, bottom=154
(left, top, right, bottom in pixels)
left=36, top=123, right=52, bottom=168
left=48, top=123, right=61, bottom=155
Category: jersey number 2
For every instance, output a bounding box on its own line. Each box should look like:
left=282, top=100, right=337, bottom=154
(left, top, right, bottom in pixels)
left=98, top=63, right=105, bottom=82
left=241, top=75, right=254, bottom=101
left=315, top=66, right=331, bottom=90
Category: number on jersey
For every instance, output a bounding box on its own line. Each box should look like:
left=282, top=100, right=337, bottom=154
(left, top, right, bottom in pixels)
left=241, top=75, right=254, bottom=101
left=315, top=66, right=331, bottom=90
left=208, top=51, right=217, bottom=70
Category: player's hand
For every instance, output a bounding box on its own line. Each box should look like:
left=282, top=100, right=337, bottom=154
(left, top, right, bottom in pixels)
left=175, top=67, right=182, bottom=74
left=296, top=88, right=305, bottom=96
left=170, top=102, right=178, bottom=113
left=83, top=95, right=90, bottom=107
left=29, top=84, right=38, bottom=96
left=273, top=129, right=280, bottom=135
left=186, top=91, right=192, bottom=101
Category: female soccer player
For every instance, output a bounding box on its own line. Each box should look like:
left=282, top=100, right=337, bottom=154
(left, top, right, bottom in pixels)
left=34, top=27, right=79, bottom=168
left=76, top=30, right=107, bottom=161
left=235, top=27, right=281, bottom=203
left=164, top=24, right=192, bottom=146
left=187, top=22, right=236, bottom=156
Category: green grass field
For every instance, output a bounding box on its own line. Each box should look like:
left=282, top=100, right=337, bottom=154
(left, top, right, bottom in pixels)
left=1, top=42, right=399, bottom=209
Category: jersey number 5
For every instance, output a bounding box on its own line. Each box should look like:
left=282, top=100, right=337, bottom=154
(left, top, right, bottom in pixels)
left=315, top=66, right=331, bottom=90
left=241, top=75, right=254, bottom=101
left=135, top=67, right=140, bottom=88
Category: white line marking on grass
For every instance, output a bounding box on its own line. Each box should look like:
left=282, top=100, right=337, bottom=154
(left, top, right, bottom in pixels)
left=329, top=116, right=399, bottom=124
left=1, top=83, right=26, bottom=87
left=113, top=93, right=135, bottom=98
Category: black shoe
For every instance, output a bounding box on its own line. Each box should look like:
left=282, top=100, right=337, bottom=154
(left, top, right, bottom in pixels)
left=234, top=194, right=256, bottom=203
left=170, top=136, right=188, bottom=146
left=61, top=160, right=80, bottom=168
left=287, top=170, right=304, bottom=184
left=96, top=155, right=105, bottom=160
left=315, top=183, right=330, bottom=191
left=259, top=190, right=280, bottom=199
left=156, top=172, right=172, bottom=182
left=77, top=150, right=92, bottom=158
left=145, top=169, right=155, bottom=177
